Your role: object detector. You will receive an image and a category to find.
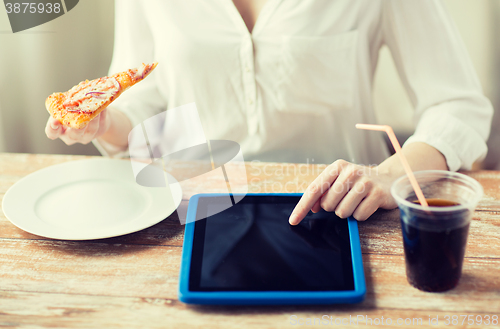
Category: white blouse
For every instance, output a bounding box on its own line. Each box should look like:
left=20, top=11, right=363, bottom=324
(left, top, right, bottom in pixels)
left=97, top=0, right=493, bottom=171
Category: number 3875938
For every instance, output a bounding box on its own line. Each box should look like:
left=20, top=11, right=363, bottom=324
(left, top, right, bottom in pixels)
left=5, top=2, right=61, bottom=14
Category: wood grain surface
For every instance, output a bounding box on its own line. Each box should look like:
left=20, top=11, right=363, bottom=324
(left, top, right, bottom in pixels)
left=0, top=153, right=499, bottom=329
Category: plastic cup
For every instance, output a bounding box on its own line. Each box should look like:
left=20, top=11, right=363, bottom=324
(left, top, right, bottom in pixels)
left=391, top=170, right=483, bottom=292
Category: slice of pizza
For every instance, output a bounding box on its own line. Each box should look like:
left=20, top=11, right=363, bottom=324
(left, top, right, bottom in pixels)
left=46, top=62, right=158, bottom=129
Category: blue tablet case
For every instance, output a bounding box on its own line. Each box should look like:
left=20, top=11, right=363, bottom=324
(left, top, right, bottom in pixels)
left=179, top=193, right=366, bottom=305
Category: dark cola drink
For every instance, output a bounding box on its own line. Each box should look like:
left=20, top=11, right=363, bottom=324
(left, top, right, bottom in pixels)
left=400, top=198, right=470, bottom=292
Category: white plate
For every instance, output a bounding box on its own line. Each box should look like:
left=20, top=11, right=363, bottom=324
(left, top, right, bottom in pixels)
left=2, top=158, right=182, bottom=240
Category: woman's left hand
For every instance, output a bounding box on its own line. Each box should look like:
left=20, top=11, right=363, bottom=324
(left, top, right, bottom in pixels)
left=288, top=142, right=449, bottom=225
left=289, top=159, right=398, bottom=224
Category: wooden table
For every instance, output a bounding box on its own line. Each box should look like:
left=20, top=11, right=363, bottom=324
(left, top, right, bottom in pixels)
left=0, top=153, right=498, bottom=328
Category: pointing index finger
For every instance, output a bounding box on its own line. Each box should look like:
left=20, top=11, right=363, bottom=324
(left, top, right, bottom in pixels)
left=289, top=161, right=344, bottom=225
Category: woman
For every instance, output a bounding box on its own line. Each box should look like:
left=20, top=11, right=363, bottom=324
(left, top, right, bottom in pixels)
left=46, top=0, right=493, bottom=224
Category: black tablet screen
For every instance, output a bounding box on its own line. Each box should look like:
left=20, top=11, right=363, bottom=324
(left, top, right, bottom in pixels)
left=189, top=195, right=355, bottom=291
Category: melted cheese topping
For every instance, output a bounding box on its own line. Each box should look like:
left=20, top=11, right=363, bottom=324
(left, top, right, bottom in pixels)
left=126, top=63, right=153, bottom=82
left=134, top=63, right=147, bottom=80
left=63, top=77, right=120, bottom=113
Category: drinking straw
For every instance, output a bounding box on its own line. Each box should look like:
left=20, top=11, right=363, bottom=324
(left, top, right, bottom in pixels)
left=356, top=124, right=429, bottom=207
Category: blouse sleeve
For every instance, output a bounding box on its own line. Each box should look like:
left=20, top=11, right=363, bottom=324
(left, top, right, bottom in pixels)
left=93, top=0, right=166, bottom=157
left=381, top=0, right=493, bottom=171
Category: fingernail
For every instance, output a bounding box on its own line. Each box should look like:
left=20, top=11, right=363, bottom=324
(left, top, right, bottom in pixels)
left=51, top=123, right=59, bottom=130
left=289, top=214, right=297, bottom=225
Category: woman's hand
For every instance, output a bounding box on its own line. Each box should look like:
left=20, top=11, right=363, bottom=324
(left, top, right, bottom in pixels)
left=289, top=160, right=398, bottom=224
left=45, top=107, right=132, bottom=148
left=45, top=109, right=110, bottom=145
left=289, top=142, right=449, bottom=224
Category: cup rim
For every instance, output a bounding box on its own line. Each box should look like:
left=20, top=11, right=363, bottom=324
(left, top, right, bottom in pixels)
left=391, top=170, right=484, bottom=212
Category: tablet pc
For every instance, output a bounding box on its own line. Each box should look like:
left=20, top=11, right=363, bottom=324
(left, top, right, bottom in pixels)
left=179, top=193, right=366, bottom=305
